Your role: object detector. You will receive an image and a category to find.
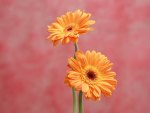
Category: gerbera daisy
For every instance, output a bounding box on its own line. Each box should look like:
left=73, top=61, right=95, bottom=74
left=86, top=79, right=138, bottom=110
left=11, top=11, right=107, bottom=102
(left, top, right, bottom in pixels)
left=47, top=9, right=95, bottom=46
left=65, top=51, right=117, bottom=101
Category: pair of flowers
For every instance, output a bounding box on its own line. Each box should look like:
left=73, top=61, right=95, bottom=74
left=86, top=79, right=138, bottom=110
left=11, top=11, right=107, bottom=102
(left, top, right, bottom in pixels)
left=48, top=10, right=117, bottom=101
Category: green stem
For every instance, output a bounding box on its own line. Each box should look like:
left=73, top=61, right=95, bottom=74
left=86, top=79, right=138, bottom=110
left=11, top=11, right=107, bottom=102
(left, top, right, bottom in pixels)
left=72, top=88, right=77, bottom=113
left=79, top=91, right=83, bottom=113
left=74, top=43, right=78, bottom=52
left=74, top=43, right=83, bottom=113
left=72, top=42, right=79, bottom=113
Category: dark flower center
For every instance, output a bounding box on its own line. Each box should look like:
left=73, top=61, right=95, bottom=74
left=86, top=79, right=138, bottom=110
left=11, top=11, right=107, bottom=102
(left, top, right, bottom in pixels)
left=87, top=71, right=96, bottom=80
left=67, top=27, right=73, bottom=31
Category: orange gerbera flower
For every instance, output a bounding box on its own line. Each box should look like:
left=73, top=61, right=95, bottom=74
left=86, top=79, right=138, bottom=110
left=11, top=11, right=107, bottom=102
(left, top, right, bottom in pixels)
left=47, top=9, right=95, bottom=46
left=65, top=51, right=117, bottom=101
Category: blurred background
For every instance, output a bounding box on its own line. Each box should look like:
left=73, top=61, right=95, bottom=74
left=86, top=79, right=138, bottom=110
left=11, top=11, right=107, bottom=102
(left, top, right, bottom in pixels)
left=0, top=0, right=150, bottom=113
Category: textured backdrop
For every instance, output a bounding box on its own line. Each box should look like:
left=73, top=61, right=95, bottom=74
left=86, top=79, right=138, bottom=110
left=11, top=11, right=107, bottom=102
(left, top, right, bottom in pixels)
left=0, top=0, right=150, bottom=113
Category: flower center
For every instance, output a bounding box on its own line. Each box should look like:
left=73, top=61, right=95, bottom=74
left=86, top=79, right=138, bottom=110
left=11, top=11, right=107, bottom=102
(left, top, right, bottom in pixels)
left=64, top=23, right=77, bottom=32
left=67, top=26, right=73, bottom=31
left=64, top=25, right=74, bottom=32
left=86, top=70, right=96, bottom=80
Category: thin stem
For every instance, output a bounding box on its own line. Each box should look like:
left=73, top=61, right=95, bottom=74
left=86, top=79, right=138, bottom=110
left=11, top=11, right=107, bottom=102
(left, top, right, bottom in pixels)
left=72, top=42, right=79, bottom=113
left=72, top=88, right=77, bottom=113
left=79, top=91, right=83, bottom=113
left=74, top=43, right=78, bottom=52
left=74, top=43, right=83, bottom=113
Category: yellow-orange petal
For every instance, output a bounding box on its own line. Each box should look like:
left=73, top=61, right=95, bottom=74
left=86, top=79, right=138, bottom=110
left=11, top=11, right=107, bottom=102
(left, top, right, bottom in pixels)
left=75, top=51, right=88, bottom=68
left=97, top=83, right=112, bottom=96
left=102, top=79, right=117, bottom=85
left=82, top=83, right=89, bottom=93
left=68, top=71, right=80, bottom=79
left=100, top=82, right=115, bottom=90
left=80, top=20, right=95, bottom=28
left=68, top=58, right=81, bottom=72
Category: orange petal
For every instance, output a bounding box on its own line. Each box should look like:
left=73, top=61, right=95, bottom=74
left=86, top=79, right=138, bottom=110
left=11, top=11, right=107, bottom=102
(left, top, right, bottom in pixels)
left=85, top=51, right=92, bottom=65
left=70, top=36, right=78, bottom=43
left=105, top=72, right=116, bottom=77
left=68, top=58, right=81, bottom=72
left=74, top=9, right=83, bottom=23
left=94, top=85, right=101, bottom=94
left=77, top=28, right=91, bottom=34
left=74, top=81, right=83, bottom=90
left=67, top=71, right=81, bottom=79
left=100, top=82, right=115, bottom=90
left=75, top=52, right=88, bottom=68
left=82, top=83, right=89, bottom=93
left=61, top=37, right=70, bottom=44
left=79, top=13, right=91, bottom=25
left=56, top=17, right=65, bottom=26
left=93, top=89, right=100, bottom=97
left=98, top=84, right=112, bottom=96
left=102, top=79, right=117, bottom=85
left=80, top=20, right=95, bottom=28
left=52, top=23, right=63, bottom=30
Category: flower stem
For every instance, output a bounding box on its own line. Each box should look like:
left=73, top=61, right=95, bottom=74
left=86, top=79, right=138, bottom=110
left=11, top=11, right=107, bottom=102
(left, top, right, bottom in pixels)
left=74, top=43, right=78, bottom=52
left=72, top=88, right=77, bottom=113
left=72, top=42, right=78, bottom=113
left=79, top=91, right=83, bottom=113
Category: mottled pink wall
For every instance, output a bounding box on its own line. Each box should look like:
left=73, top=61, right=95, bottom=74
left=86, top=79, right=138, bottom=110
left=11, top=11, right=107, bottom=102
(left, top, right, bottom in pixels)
left=0, top=0, right=150, bottom=113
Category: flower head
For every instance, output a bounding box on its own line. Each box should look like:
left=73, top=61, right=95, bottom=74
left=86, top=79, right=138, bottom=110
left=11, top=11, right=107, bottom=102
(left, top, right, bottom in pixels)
left=65, top=51, right=117, bottom=101
left=48, top=9, right=95, bottom=46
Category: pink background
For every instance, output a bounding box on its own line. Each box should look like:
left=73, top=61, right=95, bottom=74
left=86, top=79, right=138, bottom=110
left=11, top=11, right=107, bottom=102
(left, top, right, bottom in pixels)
left=0, top=0, right=150, bottom=113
